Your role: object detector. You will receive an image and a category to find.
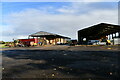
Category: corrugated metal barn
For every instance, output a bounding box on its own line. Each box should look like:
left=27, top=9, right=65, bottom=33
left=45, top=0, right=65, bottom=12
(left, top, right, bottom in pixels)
left=78, top=23, right=120, bottom=45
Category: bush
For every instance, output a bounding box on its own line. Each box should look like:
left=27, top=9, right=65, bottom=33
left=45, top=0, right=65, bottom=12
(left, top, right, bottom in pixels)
left=0, top=41, right=5, bottom=44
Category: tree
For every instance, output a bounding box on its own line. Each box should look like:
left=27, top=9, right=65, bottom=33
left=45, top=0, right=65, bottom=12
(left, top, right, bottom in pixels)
left=0, top=41, right=5, bottom=44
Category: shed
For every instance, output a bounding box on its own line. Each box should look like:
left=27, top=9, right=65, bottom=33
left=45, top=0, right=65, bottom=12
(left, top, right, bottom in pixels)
left=78, top=23, right=120, bottom=44
left=29, top=31, right=71, bottom=45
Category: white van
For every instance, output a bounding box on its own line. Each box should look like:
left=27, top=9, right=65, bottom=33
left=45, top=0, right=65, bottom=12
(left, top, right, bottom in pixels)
left=88, top=39, right=108, bottom=45
left=97, top=41, right=106, bottom=45
left=88, top=40, right=99, bottom=45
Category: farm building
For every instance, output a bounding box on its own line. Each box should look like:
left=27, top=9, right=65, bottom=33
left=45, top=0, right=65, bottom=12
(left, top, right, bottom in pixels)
left=78, top=23, right=120, bottom=45
left=18, top=39, right=35, bottom=47
left=28, top=31, right=71, bottom=45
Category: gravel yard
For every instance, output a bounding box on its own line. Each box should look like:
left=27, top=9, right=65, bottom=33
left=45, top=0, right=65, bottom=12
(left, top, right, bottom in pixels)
left=1, top=45, right=119, bottom=80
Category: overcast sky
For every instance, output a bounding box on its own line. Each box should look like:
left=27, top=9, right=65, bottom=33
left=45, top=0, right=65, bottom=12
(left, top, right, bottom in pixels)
left=1, top=1, right=119, bottom=41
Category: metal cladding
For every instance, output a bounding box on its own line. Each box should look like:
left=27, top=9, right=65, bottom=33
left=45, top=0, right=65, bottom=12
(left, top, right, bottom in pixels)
left=78, top=23, right=120, bottom=44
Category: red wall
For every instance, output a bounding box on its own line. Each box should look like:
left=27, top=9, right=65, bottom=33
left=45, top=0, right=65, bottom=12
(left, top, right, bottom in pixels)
left=19, top=39, right=35, bottom=42
left=35, top=38, right=39, bottom=43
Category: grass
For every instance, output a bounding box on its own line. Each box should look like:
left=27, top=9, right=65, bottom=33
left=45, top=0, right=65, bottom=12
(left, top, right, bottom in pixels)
left=0, top=44, right=9, bottom=48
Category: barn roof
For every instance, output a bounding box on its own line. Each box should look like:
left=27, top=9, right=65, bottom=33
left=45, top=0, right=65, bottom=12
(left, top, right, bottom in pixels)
left=78, top=23, right=120, bottom=39
left=29, top=31, right=71, bottom=39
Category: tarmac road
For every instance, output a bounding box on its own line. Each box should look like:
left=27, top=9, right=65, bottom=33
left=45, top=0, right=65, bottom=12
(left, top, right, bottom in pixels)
left=1, top=45, right=119, bottom=80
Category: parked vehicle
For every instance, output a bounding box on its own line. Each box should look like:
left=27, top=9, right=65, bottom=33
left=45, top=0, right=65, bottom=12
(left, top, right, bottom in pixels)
left=97, top=39, right=111, bottom=45
left=97, top=41, right=106, bottom=45
left=88, top=40, right=99, bottom=45
left=88, top=39, right=111, bottom=45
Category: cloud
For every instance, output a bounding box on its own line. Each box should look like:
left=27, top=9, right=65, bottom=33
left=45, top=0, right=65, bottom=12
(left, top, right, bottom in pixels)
left=2, top=2, right=118, bottom=41
left=57, top=8, right=75, bottom=14
left=56, top=2, right=117, bottom=15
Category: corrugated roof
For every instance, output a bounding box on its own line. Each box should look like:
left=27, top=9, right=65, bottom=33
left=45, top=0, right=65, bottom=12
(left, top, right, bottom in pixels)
left=29, top=31, right=71, bottom=39
left=30, top=31, right=57, bottom=36
left=78, top=23, right=120, bottom=39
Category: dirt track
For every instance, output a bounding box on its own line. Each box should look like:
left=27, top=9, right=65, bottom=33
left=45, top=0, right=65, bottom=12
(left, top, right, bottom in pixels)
left=2, top=45, right=119, bottom=80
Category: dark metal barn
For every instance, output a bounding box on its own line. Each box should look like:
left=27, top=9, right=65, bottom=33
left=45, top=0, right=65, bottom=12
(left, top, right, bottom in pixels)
left=78, top=23, right=120, bottom=45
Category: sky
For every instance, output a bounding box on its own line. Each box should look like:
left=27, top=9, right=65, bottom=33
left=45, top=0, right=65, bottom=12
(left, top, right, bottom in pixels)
left=0, top=1, right=119, bottom=41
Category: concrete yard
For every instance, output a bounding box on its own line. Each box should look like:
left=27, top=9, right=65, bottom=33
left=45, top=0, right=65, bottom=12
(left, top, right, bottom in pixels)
left=1, top=45, right=120, bottom=80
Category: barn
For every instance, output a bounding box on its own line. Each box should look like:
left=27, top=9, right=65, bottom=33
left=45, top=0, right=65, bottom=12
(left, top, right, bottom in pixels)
left=28, top=31, right=71, bottom=45
left=78, top=23, right=120, bottom=45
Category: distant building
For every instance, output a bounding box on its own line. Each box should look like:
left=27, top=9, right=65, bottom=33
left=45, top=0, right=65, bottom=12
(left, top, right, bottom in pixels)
left=78, top=23, right=120, bottom=45
left=28, top=31, right=71, bottom=45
